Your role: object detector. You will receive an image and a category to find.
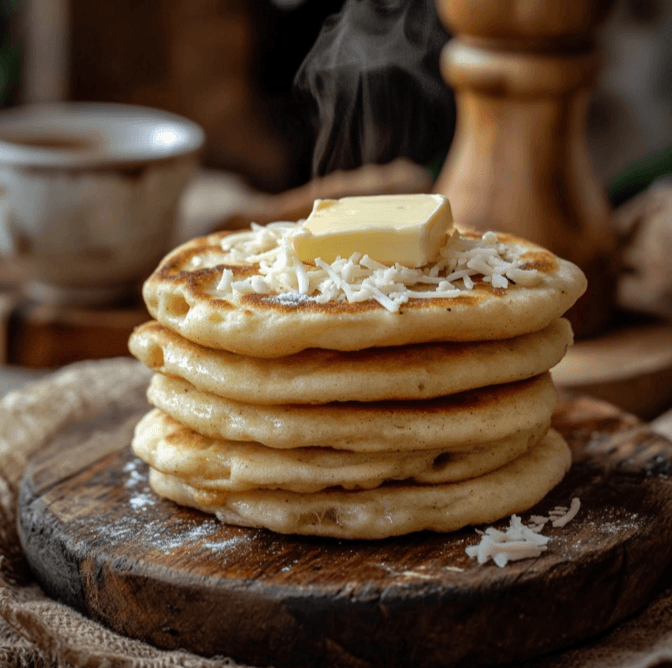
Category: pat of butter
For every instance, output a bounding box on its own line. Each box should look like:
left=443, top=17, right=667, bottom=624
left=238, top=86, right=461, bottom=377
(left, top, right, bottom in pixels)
left=293, top=194, right=453, bottom=267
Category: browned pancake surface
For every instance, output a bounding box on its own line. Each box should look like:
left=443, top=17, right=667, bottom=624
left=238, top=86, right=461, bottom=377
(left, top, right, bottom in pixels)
left=142, top=229, right=586, bottom=357
left=129, top=318, right=572, bottom=404
left=146, top=372, right=557, bottom=452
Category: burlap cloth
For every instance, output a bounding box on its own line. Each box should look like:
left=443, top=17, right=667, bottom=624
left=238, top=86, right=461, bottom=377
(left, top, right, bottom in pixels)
left=1, top=358, right=672, bottom=668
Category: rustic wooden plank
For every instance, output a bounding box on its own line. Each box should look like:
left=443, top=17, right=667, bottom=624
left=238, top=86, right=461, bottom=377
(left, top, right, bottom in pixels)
left=5, top=298, right=149, bottom=368
left=17, top=391, right=672, bottom=668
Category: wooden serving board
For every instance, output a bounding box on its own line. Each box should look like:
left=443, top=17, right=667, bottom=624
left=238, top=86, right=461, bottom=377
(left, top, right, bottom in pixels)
left=17, top=387, right=672, bottom=668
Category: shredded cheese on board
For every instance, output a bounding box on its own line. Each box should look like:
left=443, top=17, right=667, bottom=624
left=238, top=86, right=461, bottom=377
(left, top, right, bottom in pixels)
left=465, top=498, right=581, bottom=568
left=214, top=223, right=542, bottom=312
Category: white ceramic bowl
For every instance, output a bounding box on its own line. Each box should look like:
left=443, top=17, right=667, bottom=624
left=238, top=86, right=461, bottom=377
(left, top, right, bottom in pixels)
left=0, top=102, right=205, bottom=305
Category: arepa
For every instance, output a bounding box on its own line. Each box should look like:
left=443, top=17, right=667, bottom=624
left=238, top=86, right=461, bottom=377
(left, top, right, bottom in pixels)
left=130, top=195, right=587, bottom=539
left=133, top=408, right=548, bottom=493
left=142, top=225, right=586, bottom=357
left=148, top=429, right=572, bottom=540
left=129, top=317, right=572, bottom=404
left=146, top=372, right=557, bottom=452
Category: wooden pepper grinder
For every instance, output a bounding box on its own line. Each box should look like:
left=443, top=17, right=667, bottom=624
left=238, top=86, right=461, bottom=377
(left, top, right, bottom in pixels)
left=433, top=0, right=616, bottom=339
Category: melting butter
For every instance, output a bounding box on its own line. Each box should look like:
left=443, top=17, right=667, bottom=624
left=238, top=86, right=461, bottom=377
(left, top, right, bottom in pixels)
left=293, top=194, right=453, bottom=267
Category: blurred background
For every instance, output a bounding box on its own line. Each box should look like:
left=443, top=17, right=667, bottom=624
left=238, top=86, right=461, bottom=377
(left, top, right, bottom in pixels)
left=3, top=0, right=668, bottom=192
left=0, top=0, right=670, bottom=425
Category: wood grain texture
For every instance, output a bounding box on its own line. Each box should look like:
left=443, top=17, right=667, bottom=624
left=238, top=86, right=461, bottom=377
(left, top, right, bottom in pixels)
left=433, top=0, right=618, bottom=339
left=434, top=0, right=614, bottom=46
left=553, top=320, right=672, bottom=420
left=17, top=390, right=672, bottom=668
left=0, top=291, right=148, bottom=367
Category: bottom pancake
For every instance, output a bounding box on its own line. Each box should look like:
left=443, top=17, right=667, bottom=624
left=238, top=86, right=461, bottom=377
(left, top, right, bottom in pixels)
left=132, top=408, right=549, bottom=493
left=148, top=429, right=571, bottom=540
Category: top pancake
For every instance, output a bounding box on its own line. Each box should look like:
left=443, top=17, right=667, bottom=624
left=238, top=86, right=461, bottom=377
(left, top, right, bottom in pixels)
left=142, top=225, right=587, bottom=358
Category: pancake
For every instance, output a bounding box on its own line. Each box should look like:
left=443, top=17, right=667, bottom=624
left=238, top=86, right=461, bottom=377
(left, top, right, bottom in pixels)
left=146, top=372, right=557, bottom=452
left=148, top=428, right=571, bottom=539
left=129, top=317, right=572, bottom=404
left=142, top=226, right=586, bottom=357
left=132, top=202, right=584, bottom=540
left=132, top=408, right=547, bottom=493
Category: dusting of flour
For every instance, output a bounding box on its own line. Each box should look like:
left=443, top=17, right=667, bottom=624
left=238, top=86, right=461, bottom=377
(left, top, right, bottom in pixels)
left=91, top=456, right=253, bottom=554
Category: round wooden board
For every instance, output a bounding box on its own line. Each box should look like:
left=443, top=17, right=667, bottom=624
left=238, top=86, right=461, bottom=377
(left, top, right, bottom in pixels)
left=17, top=385, right=672, bottom=668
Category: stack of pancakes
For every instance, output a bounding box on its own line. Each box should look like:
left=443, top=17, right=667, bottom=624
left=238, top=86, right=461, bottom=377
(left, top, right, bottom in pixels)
left=129, top=221, right=586, bottom=540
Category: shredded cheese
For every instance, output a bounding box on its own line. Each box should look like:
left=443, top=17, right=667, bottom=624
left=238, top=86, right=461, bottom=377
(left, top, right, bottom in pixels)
left=212, top=222, right=541, bottom=312
left=550, top=497, right=581, bottom=528
left=465, top=498, right=581, bottom=568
